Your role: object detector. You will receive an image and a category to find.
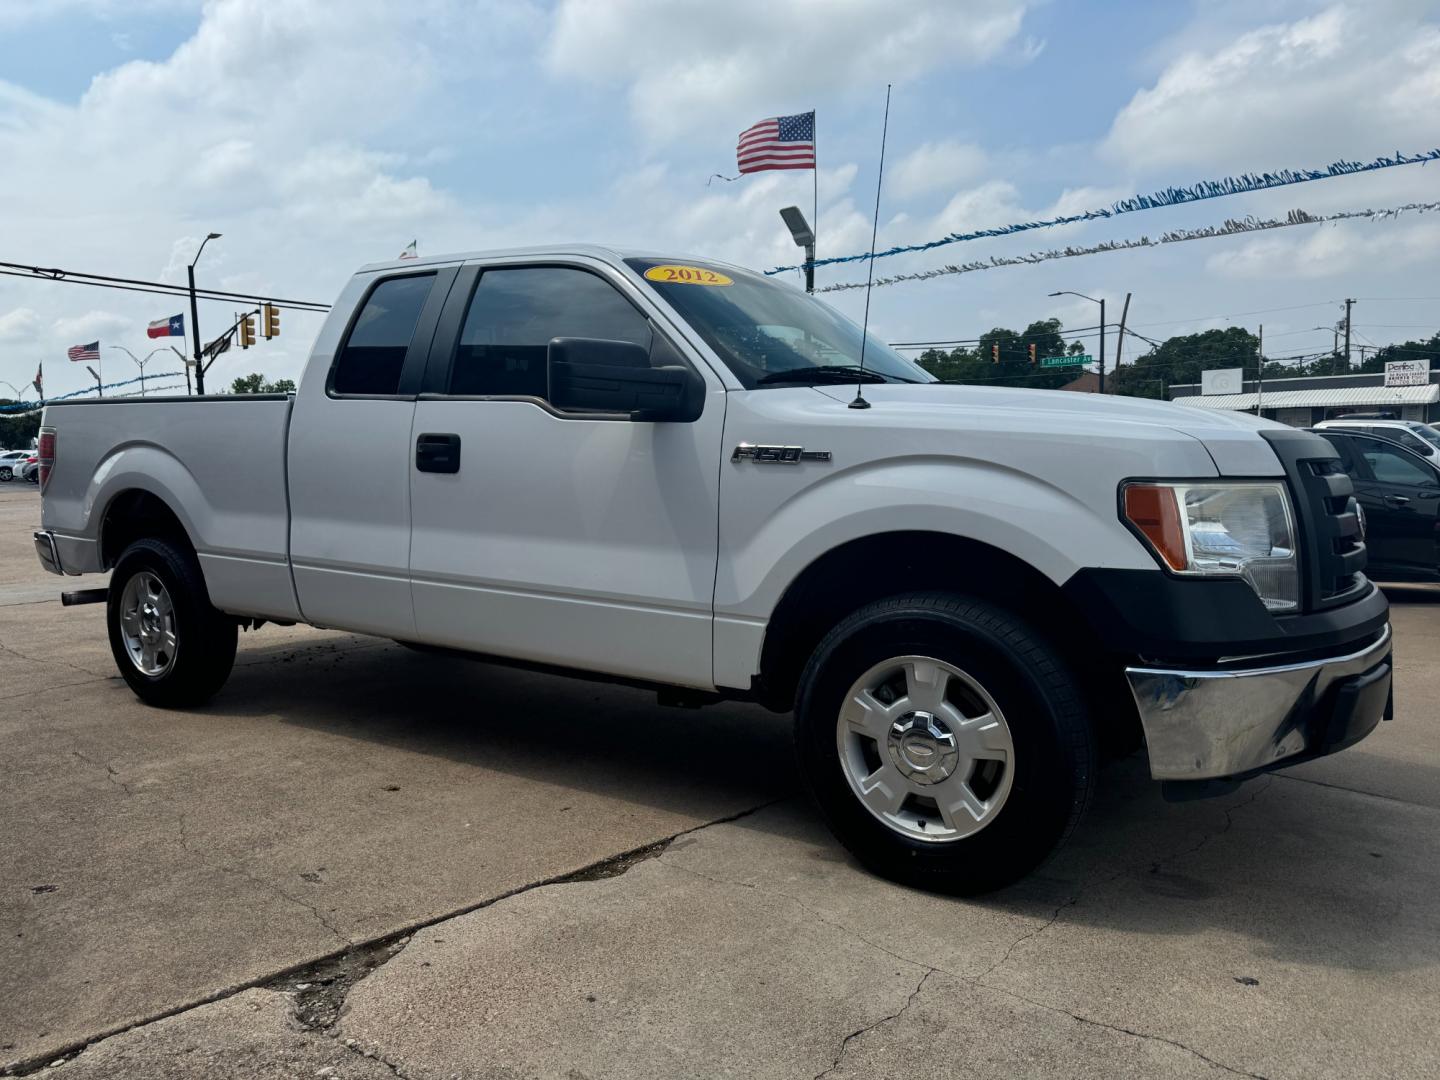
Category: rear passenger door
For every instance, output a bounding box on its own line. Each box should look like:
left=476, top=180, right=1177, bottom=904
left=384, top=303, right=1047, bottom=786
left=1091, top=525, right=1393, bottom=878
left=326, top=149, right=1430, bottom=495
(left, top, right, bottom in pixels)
left=288, top=267, right=456, bottom=637
left=1344, top=434, right=1440, bottom=576
left=406, top=258, right=728, bottom=687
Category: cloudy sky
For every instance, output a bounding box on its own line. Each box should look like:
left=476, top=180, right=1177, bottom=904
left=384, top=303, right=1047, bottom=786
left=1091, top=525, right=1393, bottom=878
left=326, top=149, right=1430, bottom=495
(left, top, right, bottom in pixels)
left=1, top=0, right=1437, bottom=400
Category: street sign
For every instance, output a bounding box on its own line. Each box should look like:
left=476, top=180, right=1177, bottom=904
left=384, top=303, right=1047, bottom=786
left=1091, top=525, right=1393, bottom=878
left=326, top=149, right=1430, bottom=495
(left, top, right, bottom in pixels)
left=1041, top=354, right=1091, bottom=368
left=1384, top=359, right=1428, bottom=387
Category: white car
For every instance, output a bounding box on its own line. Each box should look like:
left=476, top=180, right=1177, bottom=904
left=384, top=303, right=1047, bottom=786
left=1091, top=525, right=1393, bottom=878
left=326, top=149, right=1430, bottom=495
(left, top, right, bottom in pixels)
left=32, top=245, right=1392, bottom=893
left=1314, top=419, right=1440, bottom=461
left=0, top=449, right=33, bottom=481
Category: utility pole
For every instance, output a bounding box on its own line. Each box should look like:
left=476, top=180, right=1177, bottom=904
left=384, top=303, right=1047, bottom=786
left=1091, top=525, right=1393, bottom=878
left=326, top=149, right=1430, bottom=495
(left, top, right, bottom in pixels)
left=1343, top=298, right=1354, bottom=373
left=1098, top=297, right=1106, bottom=395
left=1255, top=324, right=1264, bottom=416
left=1113, top=292, right=1132, bottom=373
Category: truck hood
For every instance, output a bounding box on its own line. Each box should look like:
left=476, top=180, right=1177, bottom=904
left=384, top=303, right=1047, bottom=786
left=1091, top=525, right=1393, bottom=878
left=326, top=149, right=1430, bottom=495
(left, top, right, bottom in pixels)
left=812, top=382, right=1284, bottom=476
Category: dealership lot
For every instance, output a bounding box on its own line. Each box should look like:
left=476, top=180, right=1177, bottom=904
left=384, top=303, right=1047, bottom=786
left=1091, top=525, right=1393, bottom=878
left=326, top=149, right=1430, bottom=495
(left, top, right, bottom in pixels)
left=2, top=481, right=1438, bottom=1079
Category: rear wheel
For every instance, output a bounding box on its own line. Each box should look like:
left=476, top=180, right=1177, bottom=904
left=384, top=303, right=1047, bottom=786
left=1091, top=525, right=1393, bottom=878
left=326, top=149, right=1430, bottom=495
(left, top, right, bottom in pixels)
left=794, top=592, right=1096, bottom=894
left=0, top=466, right=11, bottom=481
left=107, top=537, right=237, bottom=707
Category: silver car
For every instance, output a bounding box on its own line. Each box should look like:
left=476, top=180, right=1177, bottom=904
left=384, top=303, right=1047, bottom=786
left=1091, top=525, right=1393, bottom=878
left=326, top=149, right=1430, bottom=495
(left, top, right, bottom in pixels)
left=0, top=449, right=34, bottom=481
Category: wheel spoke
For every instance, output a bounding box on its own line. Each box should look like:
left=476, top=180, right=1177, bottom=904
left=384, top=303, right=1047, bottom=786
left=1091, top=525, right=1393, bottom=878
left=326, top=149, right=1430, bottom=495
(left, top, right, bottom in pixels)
left=120, top=610, right=141, bottom=637
left=843, top=689, right=898, bottom=738
left=903, top=659, right=950, bottom=713
left=937, top=779, right=988, bottom=830
left=162, top=629, right=178, bottom=656
left=956, top=713, right=1012, bottom=758
left=857, top=764, right=908, bottom=817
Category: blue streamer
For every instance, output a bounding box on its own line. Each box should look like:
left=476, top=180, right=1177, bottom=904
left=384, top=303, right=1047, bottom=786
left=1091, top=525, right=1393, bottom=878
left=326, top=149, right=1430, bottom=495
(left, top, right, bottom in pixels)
left=767, top=148, right=1440, bottom=275
left=0, top=370, right=187, bottom=412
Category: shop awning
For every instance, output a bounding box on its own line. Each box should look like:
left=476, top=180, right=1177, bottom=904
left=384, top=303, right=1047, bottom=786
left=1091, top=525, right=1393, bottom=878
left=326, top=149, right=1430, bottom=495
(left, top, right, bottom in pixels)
left=1175, top=384, right=1439, bottom=410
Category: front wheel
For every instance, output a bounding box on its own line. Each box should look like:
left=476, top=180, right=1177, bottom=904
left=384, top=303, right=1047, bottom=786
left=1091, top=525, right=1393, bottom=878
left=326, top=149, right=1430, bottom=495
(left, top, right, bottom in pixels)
left=0, top=466, right=11, bottom=481
left=107, top=537, right=237, bottom=707
left=794, top=593, right=1096, bottom=894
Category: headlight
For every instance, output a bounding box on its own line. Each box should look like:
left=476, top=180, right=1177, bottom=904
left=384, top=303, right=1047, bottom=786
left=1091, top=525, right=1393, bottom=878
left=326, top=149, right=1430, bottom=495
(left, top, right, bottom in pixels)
left=1122, top=481, right=1299, bottom=612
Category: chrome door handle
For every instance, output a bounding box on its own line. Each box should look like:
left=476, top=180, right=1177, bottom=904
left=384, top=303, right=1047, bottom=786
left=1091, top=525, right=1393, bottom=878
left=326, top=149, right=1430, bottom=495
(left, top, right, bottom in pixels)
left=1383, top=494, right=1410, bottom=506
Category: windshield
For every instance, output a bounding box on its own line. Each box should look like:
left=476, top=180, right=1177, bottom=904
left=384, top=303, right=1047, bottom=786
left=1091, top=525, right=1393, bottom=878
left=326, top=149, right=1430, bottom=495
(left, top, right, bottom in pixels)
left=626, top=258, right=933, bottom=389
left=1411, top=424, right=1440, bottom=449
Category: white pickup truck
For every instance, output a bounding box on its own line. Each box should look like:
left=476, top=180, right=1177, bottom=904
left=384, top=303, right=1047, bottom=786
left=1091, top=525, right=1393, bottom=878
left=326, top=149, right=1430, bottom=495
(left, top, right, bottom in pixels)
left=34, top=246, right=1393, bottom=892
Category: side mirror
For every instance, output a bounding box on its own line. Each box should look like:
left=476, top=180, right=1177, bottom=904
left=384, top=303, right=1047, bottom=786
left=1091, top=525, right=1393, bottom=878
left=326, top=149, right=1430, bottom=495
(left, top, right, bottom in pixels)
left=547, top=337, right=703, bottom=422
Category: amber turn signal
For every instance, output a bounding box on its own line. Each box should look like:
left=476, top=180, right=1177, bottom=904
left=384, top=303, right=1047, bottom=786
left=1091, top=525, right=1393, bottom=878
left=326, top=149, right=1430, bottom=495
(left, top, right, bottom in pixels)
left=1122, top=484, right=1187, bottom=571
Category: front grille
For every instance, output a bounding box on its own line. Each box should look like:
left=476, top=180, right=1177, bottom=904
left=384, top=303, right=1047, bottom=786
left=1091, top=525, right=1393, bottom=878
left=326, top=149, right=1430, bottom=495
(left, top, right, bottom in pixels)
left=1259, top=430, right=1368, bottom=612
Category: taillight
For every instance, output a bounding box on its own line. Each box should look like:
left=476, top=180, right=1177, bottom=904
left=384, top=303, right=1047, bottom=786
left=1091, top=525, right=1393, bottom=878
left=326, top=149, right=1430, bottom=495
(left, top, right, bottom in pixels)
left=37, top=427, right=55, bottom=491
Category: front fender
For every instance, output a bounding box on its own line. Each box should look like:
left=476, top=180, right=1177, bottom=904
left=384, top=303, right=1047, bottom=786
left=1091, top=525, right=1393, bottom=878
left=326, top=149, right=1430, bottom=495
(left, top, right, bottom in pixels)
left=716, top=454, right=1163, bottom=620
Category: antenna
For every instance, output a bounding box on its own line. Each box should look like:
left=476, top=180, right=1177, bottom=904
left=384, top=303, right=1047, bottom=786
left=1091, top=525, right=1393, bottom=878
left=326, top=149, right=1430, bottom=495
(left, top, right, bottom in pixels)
left=850, top=84, right=892, bottom=410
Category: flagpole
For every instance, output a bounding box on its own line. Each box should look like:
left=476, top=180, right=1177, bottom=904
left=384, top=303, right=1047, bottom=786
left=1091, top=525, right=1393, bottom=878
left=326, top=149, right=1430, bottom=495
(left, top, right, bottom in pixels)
left=811, top=108, right=818, bottom=286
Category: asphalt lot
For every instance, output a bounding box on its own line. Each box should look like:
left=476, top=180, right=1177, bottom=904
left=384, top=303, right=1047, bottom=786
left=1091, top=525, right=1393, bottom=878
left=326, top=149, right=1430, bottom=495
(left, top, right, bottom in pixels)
left=2, top=479, right=1438, bottom=1079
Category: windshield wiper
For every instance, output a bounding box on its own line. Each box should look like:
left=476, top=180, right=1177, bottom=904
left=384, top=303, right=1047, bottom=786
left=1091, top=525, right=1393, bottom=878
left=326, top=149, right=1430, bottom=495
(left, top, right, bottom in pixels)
left=756, top=365, right=893, bottom=386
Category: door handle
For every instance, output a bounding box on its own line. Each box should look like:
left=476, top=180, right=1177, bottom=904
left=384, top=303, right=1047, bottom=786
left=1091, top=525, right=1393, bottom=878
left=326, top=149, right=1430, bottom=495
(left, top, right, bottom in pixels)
left=416, top=433, right=461, bottom=474
left=1383, top=493, right=1410, bottom=506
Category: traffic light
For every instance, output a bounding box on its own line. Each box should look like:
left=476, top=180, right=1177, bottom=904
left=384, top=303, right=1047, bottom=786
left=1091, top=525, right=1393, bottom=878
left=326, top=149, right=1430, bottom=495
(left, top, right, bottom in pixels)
left=991, top=343, right=1000, bottom=363
left=262, top=303, right=280, bottom=340
left=239, top=313, right=256, bottom=349
left=1028, top=343, right=1037, bottom=365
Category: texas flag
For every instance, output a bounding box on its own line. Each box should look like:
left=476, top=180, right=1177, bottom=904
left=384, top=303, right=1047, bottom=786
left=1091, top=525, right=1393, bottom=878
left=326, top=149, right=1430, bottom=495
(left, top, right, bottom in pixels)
left=147, top=314, right=185, bottom=339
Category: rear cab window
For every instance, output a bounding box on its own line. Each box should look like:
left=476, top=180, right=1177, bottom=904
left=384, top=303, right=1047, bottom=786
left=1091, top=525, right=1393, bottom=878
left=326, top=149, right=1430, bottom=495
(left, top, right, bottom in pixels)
left=330, top=273, right=436, bottom=396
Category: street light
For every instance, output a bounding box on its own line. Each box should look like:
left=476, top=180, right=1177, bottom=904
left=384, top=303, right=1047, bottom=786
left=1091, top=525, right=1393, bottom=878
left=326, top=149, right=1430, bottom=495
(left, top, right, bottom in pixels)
left=779, top=206, right=816, bottom=294
left=107, top=345, right=168, bottom=397
left=1049, top=290, right=1106, bottom=394
left=188, top=232, right=222, bottom=395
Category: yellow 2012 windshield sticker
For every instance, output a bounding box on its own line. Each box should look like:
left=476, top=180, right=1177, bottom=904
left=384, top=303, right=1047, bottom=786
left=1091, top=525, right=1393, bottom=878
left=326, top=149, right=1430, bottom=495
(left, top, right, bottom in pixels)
left=644, top=264, right=733, bottom=286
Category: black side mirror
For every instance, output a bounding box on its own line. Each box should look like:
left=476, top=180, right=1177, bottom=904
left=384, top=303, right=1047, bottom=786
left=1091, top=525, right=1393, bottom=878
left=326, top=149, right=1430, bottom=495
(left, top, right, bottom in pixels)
left=547, top=337, right=703, bottom=422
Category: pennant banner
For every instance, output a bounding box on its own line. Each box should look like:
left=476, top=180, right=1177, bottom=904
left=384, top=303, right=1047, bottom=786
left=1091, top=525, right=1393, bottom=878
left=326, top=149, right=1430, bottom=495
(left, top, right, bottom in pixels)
left=771, top=148, right=1440, bottom=275
left=814, top=201, right=1440, bottom=294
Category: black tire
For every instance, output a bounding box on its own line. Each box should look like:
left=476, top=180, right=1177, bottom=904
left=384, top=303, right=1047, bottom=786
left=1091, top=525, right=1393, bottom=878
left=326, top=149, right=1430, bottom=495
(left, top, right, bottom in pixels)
left=794, top=592, right=1096, bottom=894
left=0, top=466, right=11, bottom=481
left=107, top=536, right=237, bottom=707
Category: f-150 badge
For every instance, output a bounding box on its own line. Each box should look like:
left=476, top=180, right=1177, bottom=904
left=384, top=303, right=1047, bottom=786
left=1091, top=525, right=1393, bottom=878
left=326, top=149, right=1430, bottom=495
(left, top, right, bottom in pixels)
left=731, top=443, right=831, bottom=464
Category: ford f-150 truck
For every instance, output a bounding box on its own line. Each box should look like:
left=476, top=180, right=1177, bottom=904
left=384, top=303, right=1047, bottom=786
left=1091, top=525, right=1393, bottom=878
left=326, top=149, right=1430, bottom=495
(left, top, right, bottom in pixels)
left=33, top=246, right=1393, bottom=893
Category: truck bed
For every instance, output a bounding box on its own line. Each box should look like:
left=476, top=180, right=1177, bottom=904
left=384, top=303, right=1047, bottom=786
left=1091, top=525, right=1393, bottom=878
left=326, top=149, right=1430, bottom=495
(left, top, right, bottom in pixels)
left=40, top=395, right=299, bottom=621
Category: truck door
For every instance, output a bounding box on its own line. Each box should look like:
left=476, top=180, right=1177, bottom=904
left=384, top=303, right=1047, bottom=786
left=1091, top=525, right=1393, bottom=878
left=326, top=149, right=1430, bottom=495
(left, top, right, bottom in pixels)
left=288, top=267, right=456, bottom=637
left=407, top=258, right=726, bottom=687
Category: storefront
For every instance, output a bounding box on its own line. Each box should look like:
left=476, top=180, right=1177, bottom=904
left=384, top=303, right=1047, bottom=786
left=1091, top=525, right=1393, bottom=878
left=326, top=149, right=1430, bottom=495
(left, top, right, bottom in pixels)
left=1169, top=372, right=1439, bottom=427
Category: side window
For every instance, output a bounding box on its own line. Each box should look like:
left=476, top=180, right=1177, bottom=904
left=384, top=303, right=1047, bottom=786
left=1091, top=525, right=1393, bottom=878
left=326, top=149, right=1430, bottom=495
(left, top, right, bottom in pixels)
left=1388, top=429, right=1429, bottom=455
left=332, top=274, right=435, bottom=396
left=449, top=267, right=652, bottom=398
left=1360, top=440, right=1434, bottom=486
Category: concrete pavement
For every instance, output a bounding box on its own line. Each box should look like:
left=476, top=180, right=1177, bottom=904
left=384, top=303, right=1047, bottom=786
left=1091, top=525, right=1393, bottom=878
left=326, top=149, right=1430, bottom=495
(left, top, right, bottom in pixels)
left=2, top=482, right=1438, bottom=1078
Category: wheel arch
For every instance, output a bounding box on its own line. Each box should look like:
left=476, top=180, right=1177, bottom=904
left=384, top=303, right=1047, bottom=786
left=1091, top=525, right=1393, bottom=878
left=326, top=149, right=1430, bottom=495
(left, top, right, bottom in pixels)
left=100, top=488, right=197, bottom=568
left=753, top=530, right=1140, bottom=754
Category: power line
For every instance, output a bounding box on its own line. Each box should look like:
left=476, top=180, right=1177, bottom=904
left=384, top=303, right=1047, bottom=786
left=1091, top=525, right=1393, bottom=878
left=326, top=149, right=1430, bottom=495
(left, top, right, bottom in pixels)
left=0, top=259, right=332, bottom=312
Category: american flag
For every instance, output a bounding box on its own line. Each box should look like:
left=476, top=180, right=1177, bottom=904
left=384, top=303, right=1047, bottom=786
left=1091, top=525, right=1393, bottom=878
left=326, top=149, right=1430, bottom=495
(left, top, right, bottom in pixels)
left=737, top=111, right=815, bottom=174
left=67, top=341, right=100, bottom=362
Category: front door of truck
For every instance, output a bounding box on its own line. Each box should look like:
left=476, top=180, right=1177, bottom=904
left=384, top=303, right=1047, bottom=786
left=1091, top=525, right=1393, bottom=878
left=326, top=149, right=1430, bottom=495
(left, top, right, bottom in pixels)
left=288, top=266, right=456, bottom=638
left=407, top=258, right=726, bottom=687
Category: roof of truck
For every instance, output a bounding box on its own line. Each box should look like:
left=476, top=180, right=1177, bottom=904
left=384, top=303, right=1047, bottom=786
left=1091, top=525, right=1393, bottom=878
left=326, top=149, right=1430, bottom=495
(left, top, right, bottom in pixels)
left=357, top=244, right=756, bottom=276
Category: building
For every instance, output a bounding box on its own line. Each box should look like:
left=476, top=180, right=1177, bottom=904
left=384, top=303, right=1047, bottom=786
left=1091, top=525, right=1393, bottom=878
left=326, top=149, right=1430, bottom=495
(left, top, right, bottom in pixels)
left=1169, top=370, right=1439, bottom=427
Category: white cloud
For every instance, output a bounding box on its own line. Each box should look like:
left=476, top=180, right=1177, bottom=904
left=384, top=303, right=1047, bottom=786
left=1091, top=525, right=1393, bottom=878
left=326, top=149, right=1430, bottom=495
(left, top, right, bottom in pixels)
left=0, top=308, right=40, bottom=342
left=1103, top=5, right=1440, bottom=172
left=889, top=141, right=989, bottom=199
left=1207, top=219, right=1440, bottom=280
left=53, top=310, right=131, bottom=341
left=545, top=0, right=1031, bottom=141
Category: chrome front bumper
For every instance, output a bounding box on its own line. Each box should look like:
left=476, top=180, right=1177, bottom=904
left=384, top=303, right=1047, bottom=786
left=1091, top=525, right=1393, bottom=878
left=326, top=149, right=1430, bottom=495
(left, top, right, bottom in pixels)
left=1127, top=624, right=1393, bottom=781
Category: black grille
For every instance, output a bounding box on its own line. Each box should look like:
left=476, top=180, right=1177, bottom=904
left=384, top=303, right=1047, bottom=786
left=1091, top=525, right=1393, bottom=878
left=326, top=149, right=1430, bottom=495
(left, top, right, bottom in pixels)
left=1259, top=429, right=1368, bottom=612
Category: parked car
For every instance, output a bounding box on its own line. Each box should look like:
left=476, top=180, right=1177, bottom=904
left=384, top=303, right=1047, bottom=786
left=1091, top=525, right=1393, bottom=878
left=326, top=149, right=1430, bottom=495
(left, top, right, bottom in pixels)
left=1314, top=418, right=1440, bottom=462
left=0, top=449, right=32, bottom=481
left=31, top=246, right=1392, bottom=893
left=20, top=456, right=39, bottom=483
left=1313, top=429, right=1440, bottom=582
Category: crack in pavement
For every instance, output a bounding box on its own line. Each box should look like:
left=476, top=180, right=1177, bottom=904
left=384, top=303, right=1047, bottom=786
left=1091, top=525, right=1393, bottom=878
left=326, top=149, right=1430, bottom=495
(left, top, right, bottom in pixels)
left=70, top=749, right=134, bottom=797
left=2, top=800, right=780, bottom=1077
left=814, top=967, right=939, bottom=1080
left=327, top=1033, right=411, bottom=1080
left=979, top=982, right=1272, bottom=1080
left=0, top=632, right=110, bottom=679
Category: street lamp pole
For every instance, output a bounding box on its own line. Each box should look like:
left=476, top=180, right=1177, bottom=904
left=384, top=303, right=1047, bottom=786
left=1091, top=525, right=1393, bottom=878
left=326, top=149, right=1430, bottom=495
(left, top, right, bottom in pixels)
left=1049, top=290, right=1106, bottom=394
left=187, top=232, right=222, bottom=395
left=107, top=345, right=167, bottom=397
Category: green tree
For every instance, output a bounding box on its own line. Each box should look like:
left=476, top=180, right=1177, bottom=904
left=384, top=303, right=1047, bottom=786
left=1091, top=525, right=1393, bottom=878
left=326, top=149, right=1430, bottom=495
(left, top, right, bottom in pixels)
left=230, top=373, right=296, bottom=395
left=917, top=319, right=1084, bottom=389
left=0, top=403, right=39, bottom=449
left=1109, top=327, right=1260, bottom=400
